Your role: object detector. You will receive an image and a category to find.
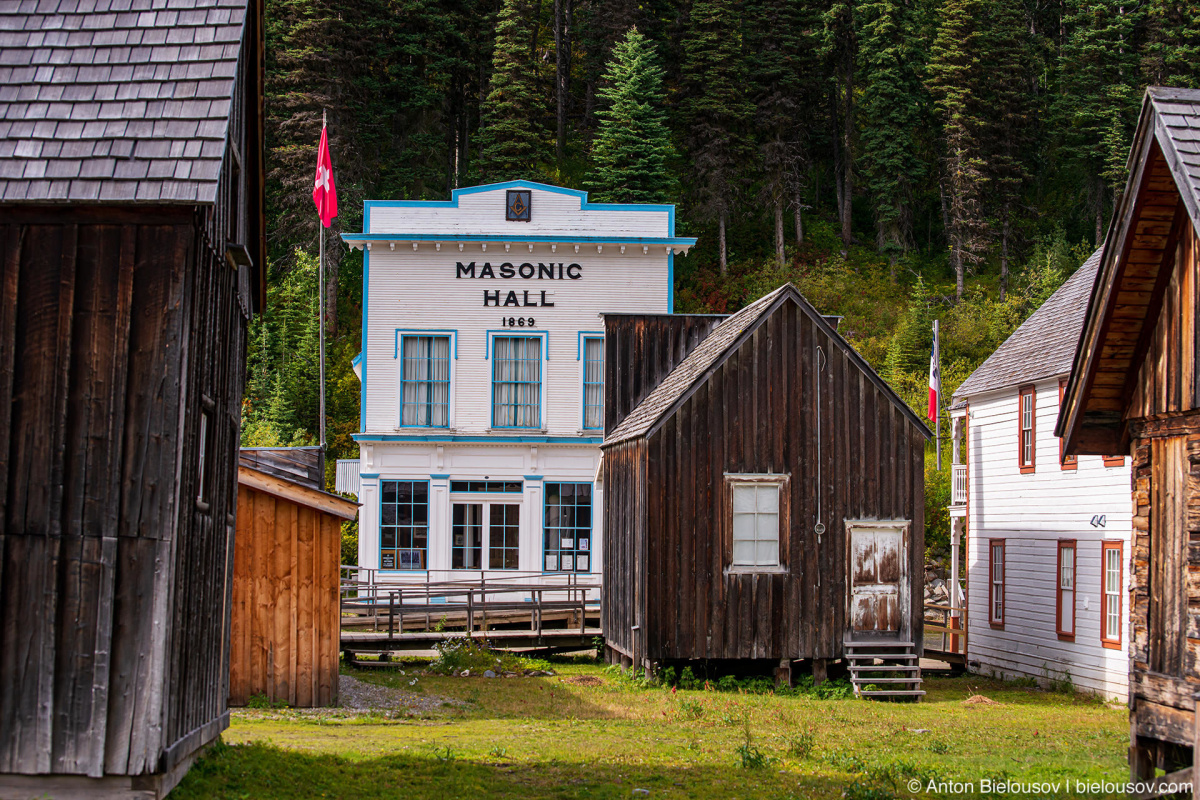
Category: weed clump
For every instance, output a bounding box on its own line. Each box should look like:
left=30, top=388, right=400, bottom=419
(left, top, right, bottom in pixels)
left=428, top=637, right=552, bottom=676
left=245, top=693, right=288, bottom=710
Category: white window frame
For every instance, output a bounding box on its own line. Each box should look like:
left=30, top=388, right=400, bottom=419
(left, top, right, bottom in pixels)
left=487, top=330, right=548, bottom=431
left=724, top=473, right=789, bottom=574
left=580, top=334, right=604, bottom=431
left=1101, top=541, right=1123, bottom=648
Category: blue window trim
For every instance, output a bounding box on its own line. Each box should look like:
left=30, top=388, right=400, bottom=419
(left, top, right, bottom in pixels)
left=484, top=329, right=548, bottom=360
left=448, top=481, right=524, bottom=493
left=576, top=331, right=604, bottom=360
left=354, top=434, right=602, bottom=444
left=395, top=329, right=459, bottom=359
left=581, top=335, right=604, bottom=431
left=430, top=473, right=451, bottom=479
left=396, top=331, right=454, bottom=429
left=358, top=472, right=380, bottom=479
left=489, top=332, right=546, bottom=430
left=523, top=475, right=544, bottom=481
left=541, top=480, right=594, bottom=575
left=379, top=479, right=431, bottom=572
left=359, top=180, right=684, bottom=238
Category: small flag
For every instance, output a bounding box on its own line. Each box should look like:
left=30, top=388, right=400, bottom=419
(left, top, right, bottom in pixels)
left=312, top=114, right=338, bottom=228
left=927, top=321, right=940, bottom=422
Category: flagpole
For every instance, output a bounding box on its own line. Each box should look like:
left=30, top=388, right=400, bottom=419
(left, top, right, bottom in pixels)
left=318, top=110, right=327, bottom=452
left=934, top=318, right=941, bottom=471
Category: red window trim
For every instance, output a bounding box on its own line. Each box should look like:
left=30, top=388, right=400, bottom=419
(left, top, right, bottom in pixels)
left=1055, top=539, right=1076, bottom=641
left=1101, top=540, right=1124, bottom=650
left=1103, top=455, right=1125, bottom=467
left=989, top=538, right=1005, bottom=628
left=1018, top=385, right=1036, bottom=473
left=1058, top=380, right=1077, bottom=471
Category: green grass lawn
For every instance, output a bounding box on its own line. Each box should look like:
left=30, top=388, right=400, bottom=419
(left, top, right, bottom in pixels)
left=173, top=660, right=1130, bottom=799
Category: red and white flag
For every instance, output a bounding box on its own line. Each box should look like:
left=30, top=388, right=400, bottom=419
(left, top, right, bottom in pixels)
left=927, top=321, right=941, bottom=422
left=312, top=118, right=338, bottom=228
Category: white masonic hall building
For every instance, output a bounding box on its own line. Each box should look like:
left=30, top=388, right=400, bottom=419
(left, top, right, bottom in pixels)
left=341, top=180, right=695, bottom=583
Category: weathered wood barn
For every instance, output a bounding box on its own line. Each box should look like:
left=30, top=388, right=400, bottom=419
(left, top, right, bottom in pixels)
left=231, top=449, right=357, bottom=708
left=601, top=284, right=931, bottom=696
left=0, top=0, right=264, bottom=795
left=1058, top=87, right=1200, bottom=782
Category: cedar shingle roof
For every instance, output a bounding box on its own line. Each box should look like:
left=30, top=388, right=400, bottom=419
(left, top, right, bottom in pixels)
left=0, top=0, right=248, bottom=204
left=1150, top=86, right=1200, bottom=232
left=953, top=248, right=1104, bottom=399
left=604, top=283, right=932, bottom=445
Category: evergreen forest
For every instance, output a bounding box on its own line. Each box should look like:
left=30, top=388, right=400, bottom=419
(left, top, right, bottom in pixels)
left=241, top=0, right=1200, bottom=557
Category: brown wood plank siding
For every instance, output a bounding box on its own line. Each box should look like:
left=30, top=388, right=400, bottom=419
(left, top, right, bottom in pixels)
left=229, top=485, right=341, bottom=708
left=603, top=314, right=723, bottom=434
left=609, top=297, right=925, bottom=662
left=600, top=440, right=645, bottom=658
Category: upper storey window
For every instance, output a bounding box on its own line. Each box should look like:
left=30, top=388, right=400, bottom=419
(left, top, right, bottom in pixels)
left=400, top=335, right=450, bottom=427
left=1018, top=386, right=1035, bottom=473
left=583, top=337, right=604, bottom=430
left=492, top=336, right=542, bottom=428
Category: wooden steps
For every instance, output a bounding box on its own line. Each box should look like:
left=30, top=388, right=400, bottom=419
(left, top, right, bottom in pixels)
left=844, top=639, right=925, bottom=701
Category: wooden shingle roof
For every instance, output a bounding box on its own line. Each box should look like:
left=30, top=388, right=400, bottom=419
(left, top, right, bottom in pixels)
left=0, top=0, right=249, bottom=204
left=954, top=248, right=1103, bottom=399
left=1058, top=86, right=1200, bottom=453
left=604, top=283, right=932, bottom=446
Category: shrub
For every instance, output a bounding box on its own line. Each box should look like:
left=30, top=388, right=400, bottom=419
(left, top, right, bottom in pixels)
left=428, top=637, right=547, bottom=675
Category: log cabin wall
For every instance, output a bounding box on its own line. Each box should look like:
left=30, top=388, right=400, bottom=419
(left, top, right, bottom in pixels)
left=229, top=479, right=346, bottom=708
left=604, top=294, right=926, bottom=664
left=603, top=314, right=723, bottom=434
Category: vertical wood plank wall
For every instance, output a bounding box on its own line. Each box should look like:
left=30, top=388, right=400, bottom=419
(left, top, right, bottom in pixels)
left=604, top=298, right=925, bottom=663
left=229, top=484, right=341, bottom=708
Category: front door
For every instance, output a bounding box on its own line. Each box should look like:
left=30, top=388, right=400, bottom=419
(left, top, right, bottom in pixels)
left=452, top=502, right=520, bottom=571
left=847, top=522, right=909, bottom=636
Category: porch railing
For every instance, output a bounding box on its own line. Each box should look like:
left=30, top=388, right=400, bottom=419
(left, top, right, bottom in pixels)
left=950, top=463, right=967, bottom=506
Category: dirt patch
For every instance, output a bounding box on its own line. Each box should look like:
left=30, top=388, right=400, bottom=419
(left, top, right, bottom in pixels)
left=963, top=694, right=1000, bottom=706
left=560, top=675, right=604, bottom=687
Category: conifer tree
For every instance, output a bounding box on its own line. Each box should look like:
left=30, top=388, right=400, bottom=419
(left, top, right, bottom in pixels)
left=854, top=0, right=926, bottom=275
left=477, top=0, right=550, bottom=181
left=1143, top=0, right=1200, bottom=88
left=927, top=0, right=989, bottom=300
left=745, top=0, right=824, bottom=267
left=824, top=0, right=858, bottom=250
left=587, top=28, right=675, bottom=203
left=1054, top=0, right=1145, bottom=244
left=679, top=0, right=755, bottom=274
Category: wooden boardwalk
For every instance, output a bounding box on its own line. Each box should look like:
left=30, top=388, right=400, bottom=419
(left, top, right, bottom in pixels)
left=340, top=569, right=602, bottom=655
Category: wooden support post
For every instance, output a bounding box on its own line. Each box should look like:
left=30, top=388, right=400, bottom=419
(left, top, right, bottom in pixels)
left=388, top=591, right=395, bottom=642
left=397, top=588, right=403, bottom=634
left=813, top=658, right=829, bottom=687
left=775, top=658, right=793, bottom=689
left=467, top=590, right=474, bottom=638
left=1130, top=733, right=1154, bottom=782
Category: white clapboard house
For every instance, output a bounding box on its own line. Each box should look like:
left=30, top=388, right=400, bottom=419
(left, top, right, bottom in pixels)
left=950, top=248, right=1133, bottom=700
left=338, top=180, right=694, bottom=586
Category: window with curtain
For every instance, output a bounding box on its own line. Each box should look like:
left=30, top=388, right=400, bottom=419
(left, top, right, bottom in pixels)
left=731, top=481, right=781, bottom=568
left=1057, top=540, right=1075, bottom=638
left=380, top=480, right=428, bottom=570
left=583, top=337, right=604, bottom=429
left=544, top=483, right=592, bottom=572
left=1102, top=542, right=1123, bottom=647
left=401, top=335, right=450, bottom=427
left=492, top=336, right=541, bottom=428
left=451, top=503, right=483, bottom=569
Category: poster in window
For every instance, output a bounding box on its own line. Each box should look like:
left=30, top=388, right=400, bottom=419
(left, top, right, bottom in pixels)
left=579, top=538, right=589, bottom=550
left=545, top=554, right=558, bottom=572
left=577, top=554, right=589, bottom=571
left=561, top=538, right=574, bottom=550
left=381, top=552, right=396, bottom=569
left=398, top=549, right=422, bottom=570
left=562, top=555, right=574, bottom=571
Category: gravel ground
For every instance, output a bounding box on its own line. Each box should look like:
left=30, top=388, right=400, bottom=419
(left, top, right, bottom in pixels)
left=230, top=674, right=464, bottom=721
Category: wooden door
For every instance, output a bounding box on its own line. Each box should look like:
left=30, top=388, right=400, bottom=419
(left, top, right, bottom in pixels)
left=848, top=523, right=908, bottom=636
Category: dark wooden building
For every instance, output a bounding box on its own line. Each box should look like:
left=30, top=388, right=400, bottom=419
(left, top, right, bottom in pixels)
left=231, top=449, right=356, bottom=709
left=1059, top=87, right=1200, bottom=783
left=601, top=284, right=931, bottom=695
left=0, top=0, right=265, bottom=796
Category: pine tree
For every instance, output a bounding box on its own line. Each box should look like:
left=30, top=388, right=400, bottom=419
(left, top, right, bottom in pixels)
left=477, top=0, right=550, bottom=181
left=981, top=0, right=1036, bottom=300
left=1054, top=0, right=1145, bottom=244
left=927, top=0, right=990, bottom=300
left=744, top=0, right=824, bottom=267
left=854, top=0, right=927, bottom=275
left=1143, top=0, right=1200, bottom=88
left=824, top=0, right=858, bottom=250
left=587, top=28, right=675, bottom=203
left=679, top=0, right=756, bottom=273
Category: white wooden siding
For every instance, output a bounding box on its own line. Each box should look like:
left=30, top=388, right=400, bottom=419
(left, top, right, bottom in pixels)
left=963, top=376, right=1133, bottom=700
left=363, top=246, right=670, bottom=434
left=368, top=186, right=671, bottom=238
